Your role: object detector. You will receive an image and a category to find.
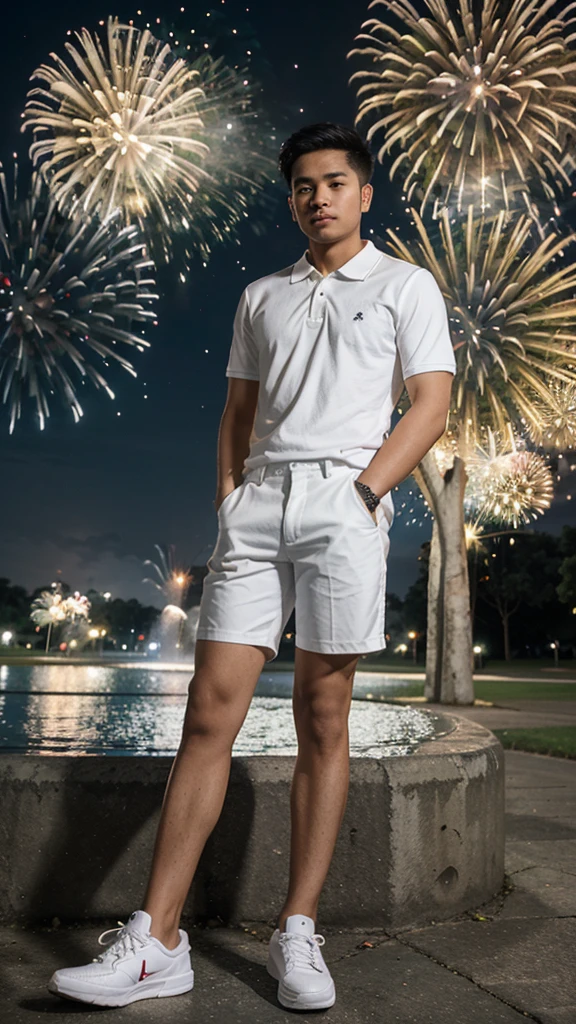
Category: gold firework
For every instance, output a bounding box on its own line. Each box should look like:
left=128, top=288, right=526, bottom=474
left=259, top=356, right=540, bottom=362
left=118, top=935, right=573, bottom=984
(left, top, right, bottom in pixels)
left=464, top=519, right=485, bottom=550
left=432, top=421, right=479, bottom=475
left=347, top=0, right=576, bottom=217
left=21, top=17, right=274, bottom=262
left=387, top=204, right=576, bottom=445
left=465, top=427, right=554, bottom=527
left=143, top=544, right=192, bottom=607
left=476, top=449, right=554, bottom=527
left=524, top=379, right=576, bottom=449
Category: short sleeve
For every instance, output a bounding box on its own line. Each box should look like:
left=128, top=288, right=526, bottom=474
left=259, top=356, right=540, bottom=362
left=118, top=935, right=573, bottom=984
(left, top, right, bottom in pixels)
left=225, top=287, right=260, bottom=380
left=395, top=267, right=456, bottom=380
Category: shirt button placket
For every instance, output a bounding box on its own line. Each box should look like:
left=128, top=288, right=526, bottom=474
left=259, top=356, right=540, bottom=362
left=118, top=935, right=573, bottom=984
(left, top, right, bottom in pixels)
left=310, top=276, right=326, bottom=322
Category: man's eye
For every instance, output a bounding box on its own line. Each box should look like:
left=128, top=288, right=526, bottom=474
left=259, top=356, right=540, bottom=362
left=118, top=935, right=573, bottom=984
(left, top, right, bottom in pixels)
left=297, top=183, right=343, bottom=193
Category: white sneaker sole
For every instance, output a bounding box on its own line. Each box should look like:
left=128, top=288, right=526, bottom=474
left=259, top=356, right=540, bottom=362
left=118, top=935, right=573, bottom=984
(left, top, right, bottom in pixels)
left=47, top=968, right=195, bottom=1007
left=267, top=958, right=336, bottom=1010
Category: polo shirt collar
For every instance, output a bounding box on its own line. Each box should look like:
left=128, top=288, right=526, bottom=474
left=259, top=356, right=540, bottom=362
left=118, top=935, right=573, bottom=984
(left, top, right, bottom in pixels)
left=290, top=239, right=381, bottom=283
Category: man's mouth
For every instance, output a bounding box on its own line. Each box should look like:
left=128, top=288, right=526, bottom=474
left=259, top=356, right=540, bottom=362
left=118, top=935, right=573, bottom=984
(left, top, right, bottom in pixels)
left=311, top=215, right=335, bottom=224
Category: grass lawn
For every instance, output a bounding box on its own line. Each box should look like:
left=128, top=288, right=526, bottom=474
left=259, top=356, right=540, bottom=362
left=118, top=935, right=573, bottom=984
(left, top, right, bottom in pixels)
left=491, top=727, right=576, bottom=760
left=468, top=680, right=576, bottom=701
left=347, top=678, right=576, bottom=702
left=357, top=655, right=576, bottom=681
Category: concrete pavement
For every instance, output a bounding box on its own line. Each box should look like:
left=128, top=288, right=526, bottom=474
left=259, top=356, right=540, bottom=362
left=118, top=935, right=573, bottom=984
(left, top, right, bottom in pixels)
left=1, top=748, right=574, bottom=1023
left=390, top=696, right=576, bottom=731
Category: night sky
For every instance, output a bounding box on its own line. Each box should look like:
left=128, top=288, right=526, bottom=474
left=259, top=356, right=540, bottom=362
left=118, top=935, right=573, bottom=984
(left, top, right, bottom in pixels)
left=1, top=0, right=575, bottom=609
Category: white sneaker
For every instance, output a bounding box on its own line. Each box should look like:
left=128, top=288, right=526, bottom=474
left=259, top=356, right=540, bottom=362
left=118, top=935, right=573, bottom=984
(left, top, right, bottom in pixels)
left=47, top=909, right=195, bottom=1007
left=267, top=913, right=336, bottom=1010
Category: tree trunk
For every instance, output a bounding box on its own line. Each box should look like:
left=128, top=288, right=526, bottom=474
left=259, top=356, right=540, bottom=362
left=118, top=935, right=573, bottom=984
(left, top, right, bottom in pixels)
left=424, top=518, right=442, bottom=701
left=412, top=451, right=474, bottom=705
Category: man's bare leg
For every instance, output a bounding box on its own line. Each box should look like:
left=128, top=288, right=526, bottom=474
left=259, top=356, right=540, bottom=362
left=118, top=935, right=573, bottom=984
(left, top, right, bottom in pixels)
left=275, top=647, right=360, bottom=932
left=142, top=638, right=271, bottom=948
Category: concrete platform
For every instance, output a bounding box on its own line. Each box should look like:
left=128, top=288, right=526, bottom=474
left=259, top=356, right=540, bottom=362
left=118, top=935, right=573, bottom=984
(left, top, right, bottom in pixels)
left=1, top=750, right=573, bottom=1023
left=0, top=714, right=504, bottom=930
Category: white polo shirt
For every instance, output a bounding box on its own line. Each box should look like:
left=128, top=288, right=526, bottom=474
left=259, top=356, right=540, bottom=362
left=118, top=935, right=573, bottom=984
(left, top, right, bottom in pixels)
left=226, top=238, right=456, bottom=514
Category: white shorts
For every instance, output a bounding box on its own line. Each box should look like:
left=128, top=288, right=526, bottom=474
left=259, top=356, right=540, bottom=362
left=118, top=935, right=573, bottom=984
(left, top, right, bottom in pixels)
left=196, top=458, right=393, bottom=662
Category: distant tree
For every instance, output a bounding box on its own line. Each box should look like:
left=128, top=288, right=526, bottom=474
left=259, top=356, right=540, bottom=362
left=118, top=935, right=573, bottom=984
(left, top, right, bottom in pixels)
left=384, top=592, right=405, bottom=648
left=557, top=526, right=576, bottom=608
left=85, top=590, right=160, bottom=639
left=477, top=532, right=563, bottom=661
left=30, top=582, right=71, bottom=600
left=402, top=542, right=430, bottom=638
left=0, top=578, right=30, bottom=631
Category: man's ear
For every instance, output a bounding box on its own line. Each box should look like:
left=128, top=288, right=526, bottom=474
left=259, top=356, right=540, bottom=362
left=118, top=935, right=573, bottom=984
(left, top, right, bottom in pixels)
left=288, top=194, right=297, bottom=222
left=361, top=183, right=373, bottom=213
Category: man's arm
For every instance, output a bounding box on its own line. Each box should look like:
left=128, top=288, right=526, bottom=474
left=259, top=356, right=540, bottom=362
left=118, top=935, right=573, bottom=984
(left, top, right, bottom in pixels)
left=214, top=377, right=259, bottom=511
left=357, top=370, right=453, bottom=507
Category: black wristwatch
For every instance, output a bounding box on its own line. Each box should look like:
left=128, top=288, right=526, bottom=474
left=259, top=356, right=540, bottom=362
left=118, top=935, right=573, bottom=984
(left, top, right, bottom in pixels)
left=354, top=478, right=381, bottom=513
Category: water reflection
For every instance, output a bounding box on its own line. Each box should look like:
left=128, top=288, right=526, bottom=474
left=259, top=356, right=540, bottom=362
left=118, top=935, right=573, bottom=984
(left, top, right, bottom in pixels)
left=0, top=663, right=447, bottom=757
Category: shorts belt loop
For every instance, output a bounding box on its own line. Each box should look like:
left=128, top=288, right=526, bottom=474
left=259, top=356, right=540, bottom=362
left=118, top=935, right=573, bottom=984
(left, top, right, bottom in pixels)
left=257, top=465, right=266, bottom=484
left=320, top=458, right=330, bottom=478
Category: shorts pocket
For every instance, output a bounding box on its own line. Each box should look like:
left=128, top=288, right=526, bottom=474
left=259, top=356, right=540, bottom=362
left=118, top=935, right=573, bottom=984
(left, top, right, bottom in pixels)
left=348, top=474, right=383, bottom=527
left=217, top=482, right=245, bottom=517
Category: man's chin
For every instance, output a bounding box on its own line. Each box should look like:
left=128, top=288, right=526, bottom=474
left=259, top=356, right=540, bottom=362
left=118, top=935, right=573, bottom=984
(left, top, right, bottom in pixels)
left=310, top=219, right=337, bottom=230
left=307, top=222, right=342, bottom=241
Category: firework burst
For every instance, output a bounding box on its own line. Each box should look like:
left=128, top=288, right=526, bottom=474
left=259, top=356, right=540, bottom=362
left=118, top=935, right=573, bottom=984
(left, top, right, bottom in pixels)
left=347, top=0, right=576, bottom=217
left=0, top=160, right=157, bottom=433
left=464, top=427, right=554, bottom=527
left=431, top=422, right=477, bottom=476
left=30, top=587, right=90, bottom=626
left=476, top=449, right=554, bottom=527
left=21, top=17, right=275, bottom=263
left=143, top=544, right=192, bottom=607
left=386, top=204, right=576, bottom=445
left=523, top=378, right=576, bottom=449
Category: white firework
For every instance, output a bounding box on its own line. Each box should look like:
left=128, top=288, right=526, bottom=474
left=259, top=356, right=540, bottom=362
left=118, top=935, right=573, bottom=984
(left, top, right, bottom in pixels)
left=21, top=17, right=275, bottom=262
left=0, top=161, right=157, bottom=433
left=465, top=428, right=554, bottom=527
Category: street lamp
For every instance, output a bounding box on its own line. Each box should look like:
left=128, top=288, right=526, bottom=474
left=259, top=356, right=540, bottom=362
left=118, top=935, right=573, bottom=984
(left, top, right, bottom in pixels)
left=473, top=644, right=483, bottom=670
left=1, top=630, right=13, bottom=646
left=550, top=640, right=559, bottom=668
left=407, top=630, right=418, bottom=663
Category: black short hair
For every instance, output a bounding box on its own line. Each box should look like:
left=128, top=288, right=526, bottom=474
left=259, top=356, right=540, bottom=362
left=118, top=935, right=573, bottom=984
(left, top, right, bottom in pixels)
left=278, top=122, right=375, bottom=190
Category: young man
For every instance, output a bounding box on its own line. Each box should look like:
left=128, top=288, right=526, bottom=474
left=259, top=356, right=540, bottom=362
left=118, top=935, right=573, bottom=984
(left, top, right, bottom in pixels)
left=48, top=122, right=456, bottom=1011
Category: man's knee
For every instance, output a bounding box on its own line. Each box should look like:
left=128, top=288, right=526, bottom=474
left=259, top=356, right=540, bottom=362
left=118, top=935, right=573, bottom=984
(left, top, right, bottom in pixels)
left=294, top=692, right=351, bottom=750
left=183, top=672, right=243, bottom=745
left=292, top=649, right=358, bottom=749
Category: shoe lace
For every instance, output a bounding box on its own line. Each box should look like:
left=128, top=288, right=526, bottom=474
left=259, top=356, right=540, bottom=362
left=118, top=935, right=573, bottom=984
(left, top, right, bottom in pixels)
left=279, top=931, right=326, bottom=972
left=92, top=920, right=148, bottom=964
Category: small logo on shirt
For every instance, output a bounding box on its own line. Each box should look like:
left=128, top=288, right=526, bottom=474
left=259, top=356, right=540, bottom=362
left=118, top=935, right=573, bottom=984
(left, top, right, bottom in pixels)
left=353, top=311, right=364, bottom=321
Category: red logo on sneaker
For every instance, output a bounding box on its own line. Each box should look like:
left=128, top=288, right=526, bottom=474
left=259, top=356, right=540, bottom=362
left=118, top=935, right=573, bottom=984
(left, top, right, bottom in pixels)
left=139, top=960, right=157, bottom=981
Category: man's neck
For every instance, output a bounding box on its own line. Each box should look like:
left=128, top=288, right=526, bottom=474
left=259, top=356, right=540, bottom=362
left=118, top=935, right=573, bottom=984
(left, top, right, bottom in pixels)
left=305, top=235, right=367, bottom=278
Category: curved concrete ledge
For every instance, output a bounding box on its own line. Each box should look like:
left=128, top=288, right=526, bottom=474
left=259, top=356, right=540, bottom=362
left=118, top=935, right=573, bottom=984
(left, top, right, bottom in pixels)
left=0, top=712, right=504, bottom=928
